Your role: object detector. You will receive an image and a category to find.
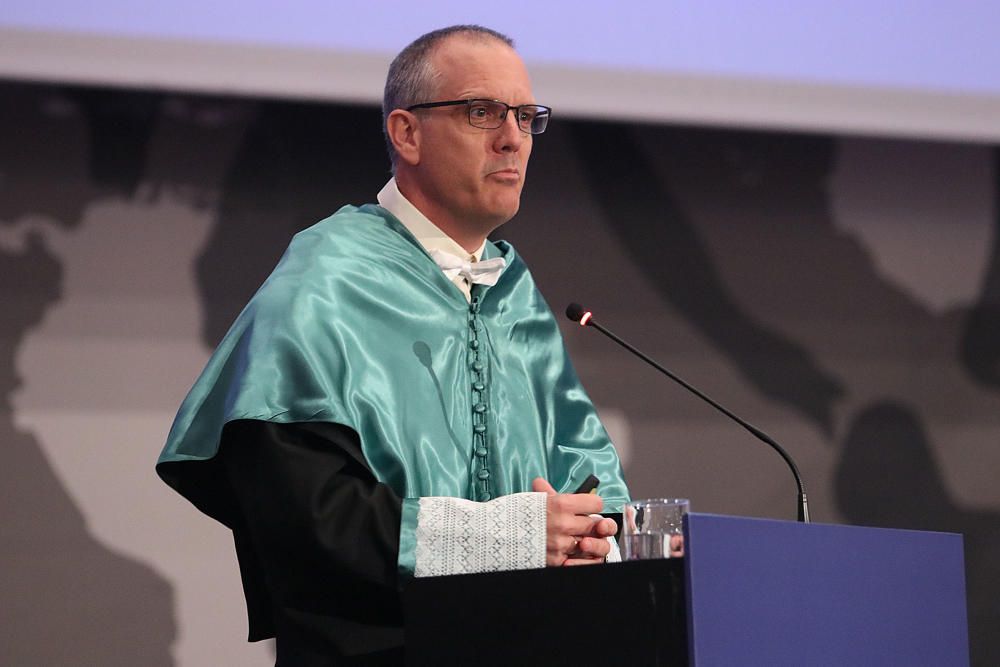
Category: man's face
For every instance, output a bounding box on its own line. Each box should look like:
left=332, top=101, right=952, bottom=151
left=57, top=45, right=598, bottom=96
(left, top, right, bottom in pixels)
left=411, top=37, right=535, bottom=234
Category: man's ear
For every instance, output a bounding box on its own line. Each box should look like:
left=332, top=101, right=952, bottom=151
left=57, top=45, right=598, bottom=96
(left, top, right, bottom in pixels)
left=386, top=109, right=421, bottom=166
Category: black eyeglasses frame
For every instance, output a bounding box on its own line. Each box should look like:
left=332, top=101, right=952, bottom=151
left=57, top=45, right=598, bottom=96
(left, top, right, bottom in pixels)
left=404, top=98, right=552, bottom=134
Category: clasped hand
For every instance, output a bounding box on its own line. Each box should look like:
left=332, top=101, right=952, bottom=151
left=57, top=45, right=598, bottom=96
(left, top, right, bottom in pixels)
left=532, top=478, right=617, bottom=566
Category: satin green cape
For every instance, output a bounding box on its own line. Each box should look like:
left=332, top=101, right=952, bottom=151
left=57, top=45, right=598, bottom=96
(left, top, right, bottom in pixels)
left=157, top=205, right=628, bottom=571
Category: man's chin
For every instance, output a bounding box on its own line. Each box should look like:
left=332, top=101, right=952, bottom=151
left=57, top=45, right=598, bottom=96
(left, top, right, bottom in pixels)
left=489, top=202, right=521, bottom=229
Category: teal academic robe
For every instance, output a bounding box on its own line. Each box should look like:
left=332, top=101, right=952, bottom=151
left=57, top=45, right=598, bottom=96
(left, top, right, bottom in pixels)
left=156, top=204, right=629, bottom=657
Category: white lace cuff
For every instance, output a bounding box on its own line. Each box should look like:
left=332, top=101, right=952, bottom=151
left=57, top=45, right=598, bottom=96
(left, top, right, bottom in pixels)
left=405, top=492, right=547, bottom=578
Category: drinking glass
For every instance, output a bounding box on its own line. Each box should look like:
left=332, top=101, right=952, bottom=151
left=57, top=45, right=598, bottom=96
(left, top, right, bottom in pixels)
left=620, top=498, right=689, bottom=560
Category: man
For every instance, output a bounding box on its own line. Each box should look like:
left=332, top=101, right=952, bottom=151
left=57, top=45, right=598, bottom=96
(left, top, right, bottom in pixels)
left=157, top=25, right=629, bottom=664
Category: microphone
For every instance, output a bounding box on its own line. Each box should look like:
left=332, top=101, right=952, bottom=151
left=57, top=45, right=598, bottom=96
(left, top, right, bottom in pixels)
left=566, top=303, right=810, bottom=523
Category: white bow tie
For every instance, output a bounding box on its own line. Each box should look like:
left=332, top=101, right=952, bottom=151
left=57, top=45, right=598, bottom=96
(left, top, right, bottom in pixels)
left=429, top=249, right=507, bottom=287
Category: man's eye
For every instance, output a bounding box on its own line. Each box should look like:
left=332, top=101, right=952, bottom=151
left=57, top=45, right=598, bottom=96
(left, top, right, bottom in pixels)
left=470, top=106, right=490, bottom=118
left=518, top=110, right=534, bottom=122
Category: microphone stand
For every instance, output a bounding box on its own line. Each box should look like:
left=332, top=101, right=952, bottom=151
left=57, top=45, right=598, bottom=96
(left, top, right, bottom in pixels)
left=567, top=304, right=810, bottom=523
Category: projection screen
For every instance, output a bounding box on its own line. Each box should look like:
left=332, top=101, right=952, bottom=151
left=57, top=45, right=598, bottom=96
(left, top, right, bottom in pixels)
left=2, top=1, right=999, bottom=142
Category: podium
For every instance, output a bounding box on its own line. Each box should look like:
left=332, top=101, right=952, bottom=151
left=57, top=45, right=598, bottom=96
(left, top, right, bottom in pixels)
left=404, top=513, right=968, bottom=666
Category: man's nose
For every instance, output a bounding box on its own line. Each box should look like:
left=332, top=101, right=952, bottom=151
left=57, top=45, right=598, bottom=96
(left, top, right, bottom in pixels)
left=493, top=111, right=526, bottom=153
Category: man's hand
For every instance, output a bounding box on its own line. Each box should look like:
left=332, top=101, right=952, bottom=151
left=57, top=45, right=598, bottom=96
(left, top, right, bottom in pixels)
left=532, top=478, right=618, bottom=566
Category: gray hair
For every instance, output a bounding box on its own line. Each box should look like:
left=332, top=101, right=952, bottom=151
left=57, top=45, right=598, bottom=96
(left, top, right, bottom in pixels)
left=382, top=25, right=515, bottom=171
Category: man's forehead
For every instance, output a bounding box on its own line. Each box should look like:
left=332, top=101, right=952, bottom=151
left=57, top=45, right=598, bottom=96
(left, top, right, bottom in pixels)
left=431, top=36, right=532, bottom=98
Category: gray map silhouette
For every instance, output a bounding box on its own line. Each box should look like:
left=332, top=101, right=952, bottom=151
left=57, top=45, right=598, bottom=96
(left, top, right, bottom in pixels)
left=2, top=81, right=997, bottom=665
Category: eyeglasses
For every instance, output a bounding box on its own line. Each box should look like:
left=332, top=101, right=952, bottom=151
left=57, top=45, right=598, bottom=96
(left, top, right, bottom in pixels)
left=405, top=98, right=551, bottom=135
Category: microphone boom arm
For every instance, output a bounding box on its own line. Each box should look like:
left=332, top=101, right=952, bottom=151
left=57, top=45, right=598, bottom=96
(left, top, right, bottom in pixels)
left=568, top=304, right=810, bottom=523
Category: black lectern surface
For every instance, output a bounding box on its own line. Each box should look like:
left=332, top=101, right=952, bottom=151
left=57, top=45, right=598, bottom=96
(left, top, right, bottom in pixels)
left=404, top=558, right=686, bottom=666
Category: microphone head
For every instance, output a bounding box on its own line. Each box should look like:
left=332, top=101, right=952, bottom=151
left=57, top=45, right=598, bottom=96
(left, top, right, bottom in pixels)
left=565, top=303, right=594, bottom=326
left=566, top=303, right=586, bottom=322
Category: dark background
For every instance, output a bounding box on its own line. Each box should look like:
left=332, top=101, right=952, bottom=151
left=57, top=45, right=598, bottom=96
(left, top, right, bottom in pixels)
left=2, top=81, right=997, bottom=664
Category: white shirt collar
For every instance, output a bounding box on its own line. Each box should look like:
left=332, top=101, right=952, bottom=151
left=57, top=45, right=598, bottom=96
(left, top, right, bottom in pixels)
left=377, top=178, right=485, bottom=262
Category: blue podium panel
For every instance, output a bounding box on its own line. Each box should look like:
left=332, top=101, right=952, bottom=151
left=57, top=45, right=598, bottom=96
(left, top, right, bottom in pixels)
left=683, top=513, right=968, bottom=667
